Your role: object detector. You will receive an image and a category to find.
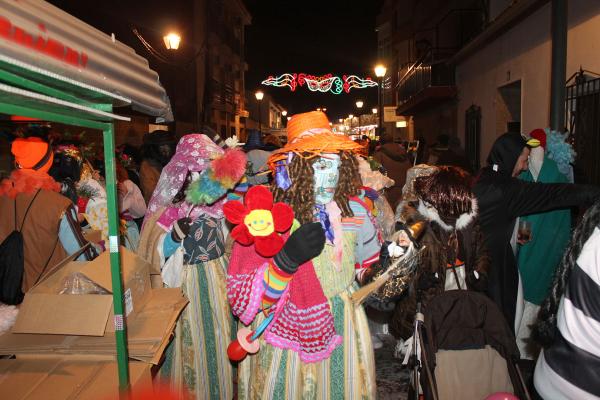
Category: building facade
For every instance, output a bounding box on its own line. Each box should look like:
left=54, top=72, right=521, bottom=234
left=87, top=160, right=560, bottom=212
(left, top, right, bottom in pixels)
left=376, top=0, right=485, bottom=147
left=455, top=0, right=600, bottom=182
left=202, top=0, right=251, bottom=139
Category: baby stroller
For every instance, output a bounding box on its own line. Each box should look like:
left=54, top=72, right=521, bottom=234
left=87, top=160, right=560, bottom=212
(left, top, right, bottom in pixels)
left=410, top=290, right=531, bottom=400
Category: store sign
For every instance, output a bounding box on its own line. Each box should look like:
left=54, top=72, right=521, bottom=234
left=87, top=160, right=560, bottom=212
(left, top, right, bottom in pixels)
left=0, top=16, right=88, bottom=68
left=384, top=106, right=403, bottom=122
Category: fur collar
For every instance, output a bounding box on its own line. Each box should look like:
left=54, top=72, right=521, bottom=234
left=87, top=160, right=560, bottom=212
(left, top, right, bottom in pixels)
left=417, top=198, right=478, bottom=231
left=0, top=169, right=60, bottom=198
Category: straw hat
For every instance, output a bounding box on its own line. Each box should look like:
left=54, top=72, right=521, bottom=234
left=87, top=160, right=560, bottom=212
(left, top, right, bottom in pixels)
left=268, top=111, right=361, bottom=169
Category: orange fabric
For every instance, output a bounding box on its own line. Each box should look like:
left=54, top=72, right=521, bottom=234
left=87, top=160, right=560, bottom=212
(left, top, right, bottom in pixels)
left=268, top=111, right=362, bottom=170
left=0, top=169, right=61, bottom=198
left=11, top=137, right=53, bottom=172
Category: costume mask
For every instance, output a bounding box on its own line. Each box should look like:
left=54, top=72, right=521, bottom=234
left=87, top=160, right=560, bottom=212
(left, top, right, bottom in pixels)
left=313, top=154, right=340, bottom=205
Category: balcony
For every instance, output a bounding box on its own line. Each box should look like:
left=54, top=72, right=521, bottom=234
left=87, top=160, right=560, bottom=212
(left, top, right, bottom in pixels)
left=396, top=48, right=457, bottom=115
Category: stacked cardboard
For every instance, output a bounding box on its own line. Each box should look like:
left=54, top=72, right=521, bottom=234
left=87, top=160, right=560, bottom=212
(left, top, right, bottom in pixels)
left=0, top=247, right=188, bottom=365
left=0, top=357, right=152, bottom=399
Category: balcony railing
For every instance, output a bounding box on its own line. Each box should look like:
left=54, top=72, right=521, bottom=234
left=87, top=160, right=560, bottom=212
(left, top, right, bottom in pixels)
left=397, top=48, right=456, bottom=106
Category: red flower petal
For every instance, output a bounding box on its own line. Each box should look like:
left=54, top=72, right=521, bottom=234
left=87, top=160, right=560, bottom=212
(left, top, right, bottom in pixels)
left=255, top=233, right=284, bottom=257
left=231, top=224, right=254, bottom=246
left=245, top=185, right=273, bottom=211
left=223, top=201, right=248, bottom=224
left=272, top=202, right=294, bottom=232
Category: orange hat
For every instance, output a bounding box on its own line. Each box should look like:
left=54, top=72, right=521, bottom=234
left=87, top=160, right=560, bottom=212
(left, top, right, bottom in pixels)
left=268, top=111, right=361, bottom=169
left=11, top=137, right=54, bottom=173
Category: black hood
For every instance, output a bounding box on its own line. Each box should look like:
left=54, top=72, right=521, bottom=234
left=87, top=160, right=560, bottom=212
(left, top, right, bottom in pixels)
left=486, top=132, right=526, bottom=176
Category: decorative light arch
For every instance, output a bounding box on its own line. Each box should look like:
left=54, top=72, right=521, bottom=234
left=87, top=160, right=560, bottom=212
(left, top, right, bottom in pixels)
left=261, top=73, right=377, bottom=94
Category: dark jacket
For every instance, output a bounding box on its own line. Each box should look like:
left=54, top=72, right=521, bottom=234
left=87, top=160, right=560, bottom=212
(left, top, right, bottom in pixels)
left=473, top=133, right=600, bottom=330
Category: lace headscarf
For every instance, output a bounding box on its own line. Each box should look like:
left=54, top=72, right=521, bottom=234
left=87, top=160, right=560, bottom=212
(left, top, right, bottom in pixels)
left=146, top=134, right=225, bottom=230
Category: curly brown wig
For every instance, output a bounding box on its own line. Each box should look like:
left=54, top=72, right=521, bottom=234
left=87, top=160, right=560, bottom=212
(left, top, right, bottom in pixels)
left=414, top=166, right=474, bottom=226
left=271, top=151, right=362, bottom=224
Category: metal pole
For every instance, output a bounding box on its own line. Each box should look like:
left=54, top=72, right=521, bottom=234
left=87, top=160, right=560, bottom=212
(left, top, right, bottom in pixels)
left=378, top=77, right=384, bottom=137
left=550, top=0, right=567, bottom=131
left=102, top=124, right=130, bottom=391
left=258, top=100, right=262, bottom=133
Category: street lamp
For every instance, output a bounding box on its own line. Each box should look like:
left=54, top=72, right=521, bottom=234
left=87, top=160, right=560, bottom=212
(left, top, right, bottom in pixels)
left=355, top=100, right=364, bottom=109
left=372, top=108, right=378, bottom=114
left=322, top=107, right=327, bottom=112
left=374, top=64, right=387, bottom=137
left=282, top=110, right=287, bottom=117
left=163, top=32, right=181, bottom=50
left=255, top=90, right=264, bottom=133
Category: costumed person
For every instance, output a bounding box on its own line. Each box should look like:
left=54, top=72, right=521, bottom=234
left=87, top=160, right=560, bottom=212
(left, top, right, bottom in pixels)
left=373, top=135, right=412, bottom=209
left=48, top=144, right=83, bottom=205
left=77, top=161, right=109, bottom=248
left=227, top=111, right=382, bottom=399
left=356, top=154, right=396, bottom=348
left=138, top=134, right=246, bottom=400
left=382, top=166, right=489, bottom=343
left=139, top=129, right=175, bottom=203
left=514, top=128, right=572, bottom=359
left=0, top=137, right=96, bottom=304
left=244, top=129, right=271, bottom=186
left=473, top=132, right=600, bottom=334
left=116, top=163, right=146, bottom=250
left=534, top=199, right=600, bottom=400
left=116, top=143, right=142, bottom=188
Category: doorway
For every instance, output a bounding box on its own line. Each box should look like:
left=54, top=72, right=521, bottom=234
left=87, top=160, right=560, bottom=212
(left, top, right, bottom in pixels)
left=496, top=80, right=522, bottom=134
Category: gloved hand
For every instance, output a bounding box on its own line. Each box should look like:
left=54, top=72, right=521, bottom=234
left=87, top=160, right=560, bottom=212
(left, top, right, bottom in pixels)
left=358, top=261, right=385, bottom=285
left=273, top=222, right=326, bottom=274
left=171, top=217, right=192, bottom=242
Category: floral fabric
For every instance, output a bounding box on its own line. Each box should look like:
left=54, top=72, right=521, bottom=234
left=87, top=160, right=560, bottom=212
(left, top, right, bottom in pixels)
left=146, top=134, right=225, bottom=228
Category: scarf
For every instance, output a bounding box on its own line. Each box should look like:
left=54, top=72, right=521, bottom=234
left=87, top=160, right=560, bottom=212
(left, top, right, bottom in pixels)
left=0, top=169, right=60, bottom=198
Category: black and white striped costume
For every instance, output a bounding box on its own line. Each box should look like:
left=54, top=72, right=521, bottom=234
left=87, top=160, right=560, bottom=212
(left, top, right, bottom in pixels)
left=534, top=226, right=600, bottom=399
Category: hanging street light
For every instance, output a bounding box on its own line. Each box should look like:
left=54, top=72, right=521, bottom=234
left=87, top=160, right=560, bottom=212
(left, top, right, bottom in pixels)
left=374, top=64, right=387, bottom=137
left=282, top=110, right=287, bottom=117
left=372, top=108, right=378, bottom=114
left=355, top=100, right=364, bottom=109
left=255, top=90, right=264, bottom=133
left=163, top=32, right=181, bottom=50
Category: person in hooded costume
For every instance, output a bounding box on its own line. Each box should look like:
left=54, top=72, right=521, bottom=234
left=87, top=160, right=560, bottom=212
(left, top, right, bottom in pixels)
left=0, top=137, right=96, bottom=301
left=473, top=132, right=600, bottom=334
left=515, top=129, right=572, bottom=359
left=385, top=166, right=490, bottom=341
left=139, top=129, right=176, bottom=203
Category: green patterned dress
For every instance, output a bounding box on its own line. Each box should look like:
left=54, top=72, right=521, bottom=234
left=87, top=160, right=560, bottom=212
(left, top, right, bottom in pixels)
left=159, top=217, right=236, bottom=399
left=237, top=201, right=378, bottom=399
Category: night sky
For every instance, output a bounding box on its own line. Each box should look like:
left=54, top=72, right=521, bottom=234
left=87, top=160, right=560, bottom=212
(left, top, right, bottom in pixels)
left=244, top=0, right=384, bottom=121
left=46, top=0, right=384, bottom=123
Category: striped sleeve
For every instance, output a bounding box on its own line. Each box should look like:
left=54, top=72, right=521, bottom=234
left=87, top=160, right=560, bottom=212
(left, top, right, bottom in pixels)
left=535, top=226, right=600, bottom=398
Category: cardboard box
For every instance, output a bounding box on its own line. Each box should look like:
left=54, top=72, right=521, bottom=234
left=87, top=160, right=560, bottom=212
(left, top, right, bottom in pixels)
left=12, top=247, right=151, bottom=336
left=82, top=229, right=102, bottom=244
left=0, top=357, right=152, bottom=400
left=0, top=288, right=188, bottom=364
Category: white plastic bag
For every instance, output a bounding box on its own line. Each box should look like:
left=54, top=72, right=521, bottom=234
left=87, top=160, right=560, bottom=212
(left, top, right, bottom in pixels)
left=162, top=246, right=185, bottom=288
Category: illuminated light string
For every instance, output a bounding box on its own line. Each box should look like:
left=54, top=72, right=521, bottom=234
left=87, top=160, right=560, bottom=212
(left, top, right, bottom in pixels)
left=261, top=73, right=378, bottom=94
